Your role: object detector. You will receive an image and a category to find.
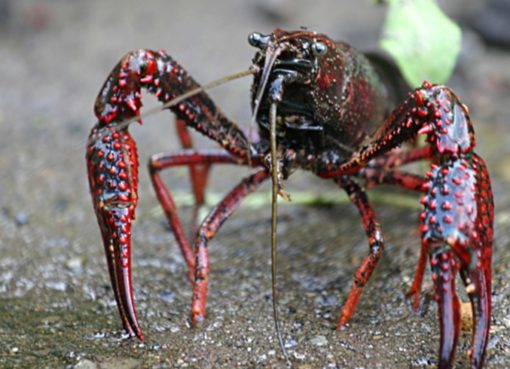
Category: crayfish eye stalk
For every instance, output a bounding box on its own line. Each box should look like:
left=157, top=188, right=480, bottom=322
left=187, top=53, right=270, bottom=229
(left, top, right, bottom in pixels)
left=311, top=40, right=328, bottom=56
left=248, top=32, right=272, bottom=50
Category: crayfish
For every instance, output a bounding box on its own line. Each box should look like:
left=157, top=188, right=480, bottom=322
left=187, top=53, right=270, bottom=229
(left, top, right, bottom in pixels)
left=86, top=29, right=494, bottom=369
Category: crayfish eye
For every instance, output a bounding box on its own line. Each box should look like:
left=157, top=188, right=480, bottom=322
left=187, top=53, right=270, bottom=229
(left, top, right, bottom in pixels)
left=311, top=41, right=328, bottom=56
left=248, top=32, right=271, bottom=50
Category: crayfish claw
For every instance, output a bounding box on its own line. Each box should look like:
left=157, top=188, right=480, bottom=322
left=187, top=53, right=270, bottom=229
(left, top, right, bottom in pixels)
left=420, top=153, right=493, bottom=369
left=87, top=123, right=142, bottom=339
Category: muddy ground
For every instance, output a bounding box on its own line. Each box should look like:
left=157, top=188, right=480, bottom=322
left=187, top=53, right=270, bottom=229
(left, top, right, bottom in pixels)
left=0, top=0, right=509, bottom=368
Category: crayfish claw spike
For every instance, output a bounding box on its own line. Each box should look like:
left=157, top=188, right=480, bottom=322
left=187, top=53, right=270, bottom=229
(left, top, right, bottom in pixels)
left=462, top=262, right=491, bottom=368
left=430, top=250, right=460, bottom=369
left=99, top=206, right=144, bottom=341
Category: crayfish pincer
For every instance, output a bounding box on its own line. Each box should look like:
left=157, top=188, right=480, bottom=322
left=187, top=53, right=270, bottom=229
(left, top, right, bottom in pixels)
left=86, top=28, right=493, bottom=368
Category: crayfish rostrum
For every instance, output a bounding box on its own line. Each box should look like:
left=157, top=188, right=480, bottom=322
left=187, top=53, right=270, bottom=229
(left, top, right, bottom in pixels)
left=86, top=29, right=493, bottom=369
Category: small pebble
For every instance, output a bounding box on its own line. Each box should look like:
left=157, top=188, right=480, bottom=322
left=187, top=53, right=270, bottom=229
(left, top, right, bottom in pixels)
left=74, top=360, right=98, bottom=369
left=461, top=301, right=473, bottom=331
left=310, top=335, right=328, bottom=346
left=15, top=212, right=29, bottom=226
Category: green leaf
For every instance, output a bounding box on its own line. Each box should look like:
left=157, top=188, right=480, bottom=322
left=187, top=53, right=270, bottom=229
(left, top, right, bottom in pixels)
left=379, top=0, right=462, bottom=87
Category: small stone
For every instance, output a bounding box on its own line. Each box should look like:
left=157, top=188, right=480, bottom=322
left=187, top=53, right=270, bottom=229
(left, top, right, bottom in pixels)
left=159, top=290, right=176, bottom=303
left=294, top=352, right=306, bottom=361
left=65, top=257, right=83, bottom=272
left=502, top=317, right=510, bottom=329
left=43, top=316, right=60, bottom=325
left=298, top=364, right=312, bottom=369
left=284, top=338, right=298, bottom=348
left=461, top=301, right=473, bottom=331
left=310, top=335, right=328, bottom=346
left=14, top=212, right=29, bottom=226
left=74, top=360, right=98, bottom=369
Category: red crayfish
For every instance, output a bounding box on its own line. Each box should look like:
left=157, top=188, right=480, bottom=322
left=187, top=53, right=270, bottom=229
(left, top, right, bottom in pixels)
left=86, top=29, right=494, bottom=369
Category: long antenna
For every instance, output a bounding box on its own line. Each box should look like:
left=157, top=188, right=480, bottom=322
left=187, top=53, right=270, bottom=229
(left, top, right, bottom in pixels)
left=269, top=102, right=290, bottom=365
left=247, top=44, right=282, bottom=167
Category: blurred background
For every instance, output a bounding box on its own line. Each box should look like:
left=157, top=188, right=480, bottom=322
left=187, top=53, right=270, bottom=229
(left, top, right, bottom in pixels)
left=0, top=0, right=509, bottom=368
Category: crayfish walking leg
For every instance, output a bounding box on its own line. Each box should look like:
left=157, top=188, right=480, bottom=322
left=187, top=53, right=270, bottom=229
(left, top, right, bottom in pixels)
left=148, top=149, right=245, bottom=281
left=150, top=152, right=269, bottom=324
left=190, top=169, right=269, bottom=325
left=175, top=118, right=211, bottom=233
left=334, top=176, right=385, bottom=329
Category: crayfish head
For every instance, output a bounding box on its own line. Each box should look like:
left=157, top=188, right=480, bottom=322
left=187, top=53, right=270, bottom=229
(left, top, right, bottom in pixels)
left=248, top=29, right=334, bottom=150
left=248, top=29, right=345, bottom=152
left=249, top=28, right=388, bottom=154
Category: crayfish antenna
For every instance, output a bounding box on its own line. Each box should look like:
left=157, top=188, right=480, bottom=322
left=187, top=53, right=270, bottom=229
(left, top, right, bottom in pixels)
left=249, top=39, right=282, bottom=168
left=269, top=101, right=290, bottom=366
left=249, top=40, right=291, bottom=365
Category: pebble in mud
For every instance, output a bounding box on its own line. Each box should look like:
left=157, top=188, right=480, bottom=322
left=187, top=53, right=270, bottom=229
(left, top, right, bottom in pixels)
left=74, top=360, right=98, bottom=369
left=74, top=358, right=141, bottom=369
left=310, top=335, right=328, bottom=346
left=14, top=212, right=29, bottom=226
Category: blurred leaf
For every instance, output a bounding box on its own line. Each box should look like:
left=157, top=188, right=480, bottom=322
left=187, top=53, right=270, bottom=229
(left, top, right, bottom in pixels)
left=156, top=190, right=420, bottom=210
left=379, top=0, right=462, bottom=86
